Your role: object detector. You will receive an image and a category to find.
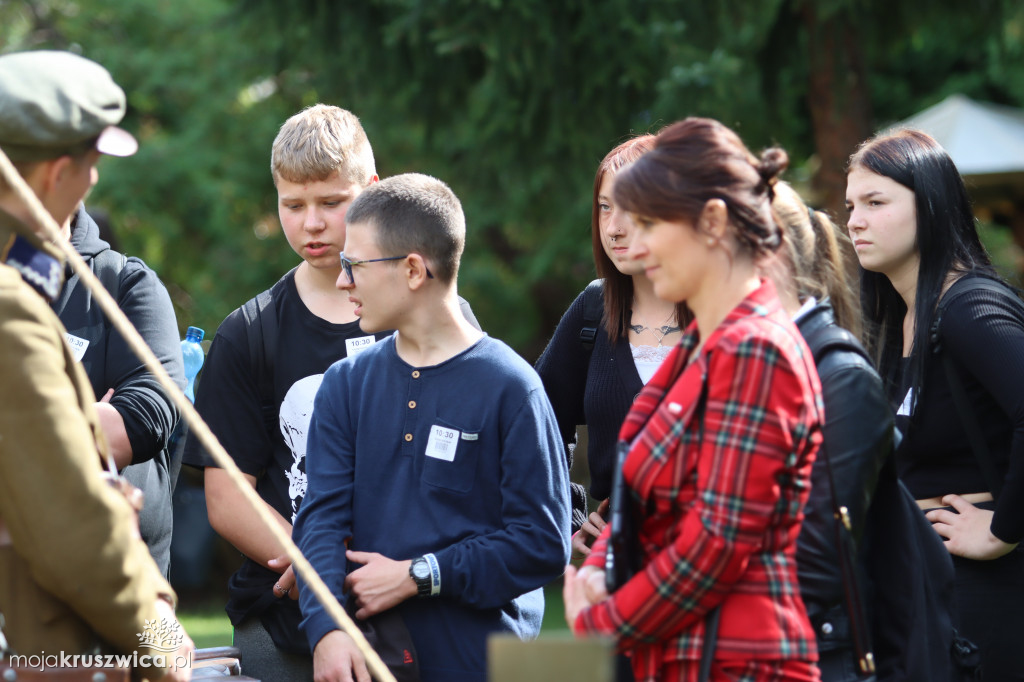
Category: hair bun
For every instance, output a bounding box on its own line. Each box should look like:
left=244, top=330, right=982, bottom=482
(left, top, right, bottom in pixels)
left=756, top=147, right=789, bottom=188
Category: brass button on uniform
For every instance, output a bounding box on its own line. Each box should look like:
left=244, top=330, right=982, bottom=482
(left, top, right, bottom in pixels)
left=408, top=400, right=417, bottom=409
left=412, top=370, right=421, bottom=378
left=405, top=433, right=413, bottom=442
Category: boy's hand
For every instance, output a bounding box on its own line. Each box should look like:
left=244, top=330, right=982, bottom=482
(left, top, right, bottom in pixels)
left=313, top=631, right=370, bottom=682
left=343, top=550, right=416, bottom=618
left=268, top=555, right=299, bottom=600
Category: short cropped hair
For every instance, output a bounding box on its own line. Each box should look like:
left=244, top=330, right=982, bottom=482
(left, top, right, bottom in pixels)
left=271, top=104, right=376, bottom=186
left=345, top=173, right=465, bottom=284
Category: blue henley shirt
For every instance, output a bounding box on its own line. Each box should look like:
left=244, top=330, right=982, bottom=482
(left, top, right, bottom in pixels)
left=294, top=334, right=571, bottom=681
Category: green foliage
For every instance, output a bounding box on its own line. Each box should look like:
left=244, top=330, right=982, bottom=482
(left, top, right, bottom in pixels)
left=1, top=0, right=303, bottom=336
left=3, top=0, right=1023, bottom=354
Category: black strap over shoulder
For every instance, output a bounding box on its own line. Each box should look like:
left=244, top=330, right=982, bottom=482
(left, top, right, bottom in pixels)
left=930, top=276, right=1024, bottom=501
left=241, top=280, right=283, bottom=435
left=579, top=278, right=604, bottom=351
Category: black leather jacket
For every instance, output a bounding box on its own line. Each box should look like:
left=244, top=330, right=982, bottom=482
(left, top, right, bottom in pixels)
left=796, top=301, right=892, bottom=652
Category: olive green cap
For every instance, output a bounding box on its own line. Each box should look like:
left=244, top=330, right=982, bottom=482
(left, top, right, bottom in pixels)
left=0, top=50, right=138, bottom=162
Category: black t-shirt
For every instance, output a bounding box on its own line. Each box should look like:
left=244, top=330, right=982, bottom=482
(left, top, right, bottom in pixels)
left=893, top=276, right=1024, bottom=543
left=183, top=268, right=392, bottom=596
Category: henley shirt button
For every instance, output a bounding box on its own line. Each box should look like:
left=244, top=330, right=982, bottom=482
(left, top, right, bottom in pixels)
left=412, top=370, right=421, bottom=378
left=405, top=433, right=413, bottom=442
left=408, top=400, right=417, bottom=409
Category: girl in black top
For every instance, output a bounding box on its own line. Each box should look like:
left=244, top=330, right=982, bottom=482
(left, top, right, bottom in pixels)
left=536, top=136, right=689, bottom=557
left=846, top=128, right=1024, bottom=681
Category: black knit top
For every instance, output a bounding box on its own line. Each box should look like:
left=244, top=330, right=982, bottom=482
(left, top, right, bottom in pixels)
left=894, top=274, right=1024, bottom=543
left=535, top=287, right=644, bottom=504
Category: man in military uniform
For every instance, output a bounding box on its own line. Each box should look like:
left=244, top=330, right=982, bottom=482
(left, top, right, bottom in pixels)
left=0, top=50, right=192, bottom=681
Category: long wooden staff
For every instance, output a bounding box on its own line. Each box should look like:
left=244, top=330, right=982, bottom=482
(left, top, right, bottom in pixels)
left=0, top=147, right=397, bottom=682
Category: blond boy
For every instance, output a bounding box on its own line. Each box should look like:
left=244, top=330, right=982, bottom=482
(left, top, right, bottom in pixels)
left=183, top=105, right=381, bottom=680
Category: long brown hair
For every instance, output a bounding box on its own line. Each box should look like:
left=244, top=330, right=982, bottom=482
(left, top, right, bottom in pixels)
left=591, top=135, right=688, bottom=341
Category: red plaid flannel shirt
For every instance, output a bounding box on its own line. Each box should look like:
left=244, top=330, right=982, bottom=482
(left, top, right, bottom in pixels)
left=578, top=281, right=823, bottom=673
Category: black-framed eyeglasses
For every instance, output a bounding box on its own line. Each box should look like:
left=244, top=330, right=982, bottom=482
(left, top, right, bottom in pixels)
left=339, top=252, right=434, bottom=284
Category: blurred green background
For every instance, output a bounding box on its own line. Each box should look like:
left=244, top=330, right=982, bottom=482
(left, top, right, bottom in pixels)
left=3, top=0, right=1024, bottom=359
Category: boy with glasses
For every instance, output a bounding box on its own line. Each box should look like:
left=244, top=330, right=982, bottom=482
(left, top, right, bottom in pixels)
left=183, top=105, right=477, bottom=681
left=294, top=173, right=570, bottom=682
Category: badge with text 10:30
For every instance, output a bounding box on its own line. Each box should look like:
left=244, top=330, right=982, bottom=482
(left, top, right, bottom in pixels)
left=426, top=425, right=459, bottom=461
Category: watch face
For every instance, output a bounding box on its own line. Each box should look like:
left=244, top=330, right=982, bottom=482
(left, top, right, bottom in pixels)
left=412, top=561, right=431, bottom=580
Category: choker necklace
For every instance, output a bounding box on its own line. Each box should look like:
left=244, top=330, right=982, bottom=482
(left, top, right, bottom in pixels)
left=629, top=311, right=681, bottom=347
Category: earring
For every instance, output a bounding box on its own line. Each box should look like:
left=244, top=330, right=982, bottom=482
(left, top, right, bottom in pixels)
left=707, top=237, right=715, bottom=246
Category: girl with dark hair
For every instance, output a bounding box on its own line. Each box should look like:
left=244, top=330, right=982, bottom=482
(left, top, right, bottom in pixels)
left=536, top=135, right=688, bottom=550
left=563, top=118, right=823, bottom=682
left=846, top=128, right=1024, bottom=681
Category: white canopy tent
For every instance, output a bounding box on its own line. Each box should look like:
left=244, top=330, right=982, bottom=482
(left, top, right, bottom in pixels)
left=894, top=94, right=1024, bottom=177
left=889, top=95, right=1024, bottom=260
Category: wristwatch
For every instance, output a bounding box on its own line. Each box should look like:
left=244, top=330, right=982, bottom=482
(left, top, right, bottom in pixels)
left=409, top=557, right=432, bottom=597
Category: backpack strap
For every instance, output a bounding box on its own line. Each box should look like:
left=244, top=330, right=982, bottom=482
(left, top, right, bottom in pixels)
left=802, top=321, right=877, bottom=675
left=241, top=280, right=282, bottom=436
left=579, top=278, right=604, bottom=351
left=930, top=276, right=1022, bottom=500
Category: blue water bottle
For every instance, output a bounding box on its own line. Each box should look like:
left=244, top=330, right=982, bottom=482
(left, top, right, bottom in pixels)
left=181, top=326, right=205, bottom=403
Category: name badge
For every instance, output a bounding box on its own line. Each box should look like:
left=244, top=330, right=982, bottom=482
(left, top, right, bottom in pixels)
left=345, top=335, right=376, bottom=357
left=897, top=387, right=914, bottom=416
left=425, top=425, right=459, bottom=461
left=65, top=333, right=89, bottom=363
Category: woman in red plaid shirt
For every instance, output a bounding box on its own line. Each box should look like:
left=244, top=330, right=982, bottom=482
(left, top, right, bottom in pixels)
left=563, top=118, right=824, bottom=682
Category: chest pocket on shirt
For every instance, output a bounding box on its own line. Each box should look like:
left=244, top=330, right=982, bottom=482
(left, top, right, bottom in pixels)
left=422, top=419, right=481, bottom=494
